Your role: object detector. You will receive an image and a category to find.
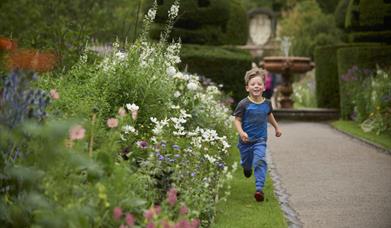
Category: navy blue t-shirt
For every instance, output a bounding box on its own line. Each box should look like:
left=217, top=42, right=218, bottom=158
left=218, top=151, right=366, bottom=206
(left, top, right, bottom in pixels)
left=233, top=97, right=273, bottom=143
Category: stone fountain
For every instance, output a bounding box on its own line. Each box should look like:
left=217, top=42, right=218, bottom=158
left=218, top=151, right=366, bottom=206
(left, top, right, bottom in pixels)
left=260, top=37, right=314, bottom=109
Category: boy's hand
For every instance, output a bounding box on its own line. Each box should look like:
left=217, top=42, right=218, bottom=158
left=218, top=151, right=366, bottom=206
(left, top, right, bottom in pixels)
left=275, top=128, right=282, bottom=137
left=240, top=132, right=249, bottom=143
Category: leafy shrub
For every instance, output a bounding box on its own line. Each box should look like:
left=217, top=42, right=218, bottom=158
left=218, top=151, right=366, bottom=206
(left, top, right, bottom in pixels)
left=340, top=66, right=391, bottom=134
left=336, top=44, right=391, bottom=119
left=180, top=44, right=252, bottom=104
left=279, top=0, right=342, bottom=58
left=145, top=0, right=248, bottom=45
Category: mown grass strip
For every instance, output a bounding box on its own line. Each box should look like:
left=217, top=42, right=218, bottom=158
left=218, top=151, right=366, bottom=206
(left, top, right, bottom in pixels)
left=213, top=145, right=287, bottom=228
left=331, top=120, right=391, bottom=150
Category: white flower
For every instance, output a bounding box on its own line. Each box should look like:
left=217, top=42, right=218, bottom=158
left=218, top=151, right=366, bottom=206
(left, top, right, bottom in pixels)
left=147, top=8, right=156, bottom=21
left=187, top=81, right=198, bottom=91
left=115, top=51, right=127, bottom=61
left=126, top=103, right=139, bottom=112
left=174, top=91, right=181, bottom=98
left=168, top=4, right=179, bottom=19
left=166, top=66, right=176, bottom=76
left=122, top=125, right=136, bottom=134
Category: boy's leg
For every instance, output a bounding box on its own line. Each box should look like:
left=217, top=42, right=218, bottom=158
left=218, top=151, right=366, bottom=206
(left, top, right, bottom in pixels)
left=238, top=143, right=253, bottom=177
left=253, top=141, right=267, bottom=193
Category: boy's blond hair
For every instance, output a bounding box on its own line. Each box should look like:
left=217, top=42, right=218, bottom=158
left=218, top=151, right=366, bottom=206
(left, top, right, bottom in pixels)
left=244, top=64, right=266, bottom=85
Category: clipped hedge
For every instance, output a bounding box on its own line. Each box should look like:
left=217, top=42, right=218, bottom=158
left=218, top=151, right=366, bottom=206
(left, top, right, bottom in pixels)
left=314, top=46, right=341, bottom=109
left=334, top=0, right=350, bottom=29
left=337, top=44, right=391, bottom=119
left=349, top=31, right=391, bottom=43
left=179, top=44, right=252, bottom=103
left=345, top=0, right=391, bottom=30
left=146, top=0, right=248, bottom=45
left=314, top=42, right=380, bottom=109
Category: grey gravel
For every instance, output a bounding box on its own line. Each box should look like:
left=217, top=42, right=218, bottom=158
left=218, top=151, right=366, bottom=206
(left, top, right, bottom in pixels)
left=268, top=121, right=391, bottom=228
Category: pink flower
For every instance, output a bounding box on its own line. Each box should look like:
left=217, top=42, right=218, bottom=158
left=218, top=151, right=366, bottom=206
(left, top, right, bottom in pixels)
left=125, top=213, right=135, bottom=226
left=49, top=89, right=59, bottom=100
left=131, top=111, right=138, bottom=120
left=167, top=188, right=177, bottom=206
left=161, top=219, right=171, bottom=228
left=119, top=224, right=127, bottom=228
left=175, top=220, right=190, bottom=228
left=144, top=208, right=154, bottom=221
left=69, top=125, right=85, bottom=141
left=146, top=223, right=155, bottom=228
left=118, top=107, right=127, bottom=117
left=113, top=207, right=123, bottom=221
left=179, top=205, right=188, bottom=215
left=191, top=219, right=200, bottom=228
left=154, top=205, right=161, bottom=215
left=107, top=118, right=119, bottom=128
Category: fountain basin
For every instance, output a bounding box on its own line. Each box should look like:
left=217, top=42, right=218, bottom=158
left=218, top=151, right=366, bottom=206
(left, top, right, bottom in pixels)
left=261, top=56, right=314, bottom=74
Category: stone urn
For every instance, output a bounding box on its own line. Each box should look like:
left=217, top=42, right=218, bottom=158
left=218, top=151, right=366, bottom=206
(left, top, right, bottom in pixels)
left=260, top=56, right=314, bottom=109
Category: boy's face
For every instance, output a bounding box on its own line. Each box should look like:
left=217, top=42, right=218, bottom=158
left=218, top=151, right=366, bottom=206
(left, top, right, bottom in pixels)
left=246, top=76, right=264, bottom=99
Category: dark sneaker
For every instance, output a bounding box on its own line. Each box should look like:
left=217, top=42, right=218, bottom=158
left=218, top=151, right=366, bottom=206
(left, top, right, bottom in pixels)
left=243, top=169, right=252, bottom=178
left=254, top=191, right=264, bottom=202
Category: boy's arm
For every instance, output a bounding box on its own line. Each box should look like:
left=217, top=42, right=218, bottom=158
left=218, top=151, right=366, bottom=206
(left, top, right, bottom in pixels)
left=234, top=116, right=249, bottom=142
left=268, top=113, right=282, bottom=137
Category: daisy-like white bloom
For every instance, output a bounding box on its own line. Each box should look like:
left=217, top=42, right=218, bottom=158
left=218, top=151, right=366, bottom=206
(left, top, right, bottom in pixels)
left=122, top=125, right=137, bottom=134
left=126, top=103, right=139, bottom=112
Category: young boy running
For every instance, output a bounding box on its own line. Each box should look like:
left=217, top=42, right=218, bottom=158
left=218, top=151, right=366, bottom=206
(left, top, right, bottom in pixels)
left=233, top=67, right=282, bottom=202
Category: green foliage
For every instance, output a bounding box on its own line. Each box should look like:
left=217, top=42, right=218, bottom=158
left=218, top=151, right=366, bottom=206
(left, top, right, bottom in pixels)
left=145, top=0, right=248, bottom=45
left=340, top=67, right=391, bottom=135
left=314, top=46, right=340, bottom=108
left=337, top=44, right=391, bottom=119
left=315, top=0, right=340, bottom=14
left=334, top=0, right=350, bottom=29
left=292, top=73, right=317, bottom=108
left=179, top=44, right=252, bottom=104
left=349, top=31, right=391, bottom=43
left=0, top=0, right=143, bottom=69
left=345, top=0, right=391, bottom=30
left=332, top=120, right=391, bottom=150
left=314, top=44, right=356, bottom=109
left=279, top=0, right=343, bottom=58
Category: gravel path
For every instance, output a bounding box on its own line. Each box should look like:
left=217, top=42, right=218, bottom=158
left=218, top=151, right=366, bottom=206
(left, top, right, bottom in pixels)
left=268, top=121, right=391, bottom=228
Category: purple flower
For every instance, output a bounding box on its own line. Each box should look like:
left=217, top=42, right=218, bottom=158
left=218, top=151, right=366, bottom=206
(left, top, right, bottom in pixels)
left=174, top=154, right=180, bottom=158
left=172, top=144, right=181, bottom=150
left=191, top=172, right=196, bottom=177
left=136, top=140, right=148, bottom=149
left=159, top=155, right=165, bottom=161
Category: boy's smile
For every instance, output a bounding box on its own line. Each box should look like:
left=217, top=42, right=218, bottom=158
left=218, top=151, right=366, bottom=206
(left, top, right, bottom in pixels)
left=246, top=76, right=264, bottom=100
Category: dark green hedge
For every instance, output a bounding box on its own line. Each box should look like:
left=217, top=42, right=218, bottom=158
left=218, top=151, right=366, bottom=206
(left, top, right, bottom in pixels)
left=314, top=42, right=380, bottom=109
left=345, top=0, right=391, bottom=30
left=315, top=0, right=340, bottom=14
left=349, top=31, right=391, bottom=43
left=314, top=46, right=341, bottom=109
left=179, top=44, right=252, bottom=103
left=337, top=44, right=391, bottom=119
left=146, top=0, right=248, bottom=45
left=334, top=0, right=350, bottom=29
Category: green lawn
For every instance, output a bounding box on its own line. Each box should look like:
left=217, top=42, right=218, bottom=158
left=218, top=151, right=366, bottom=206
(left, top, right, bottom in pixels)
left=331, top=120, right=391, bottom=150
left=213, top=147, right=287, bottom=228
